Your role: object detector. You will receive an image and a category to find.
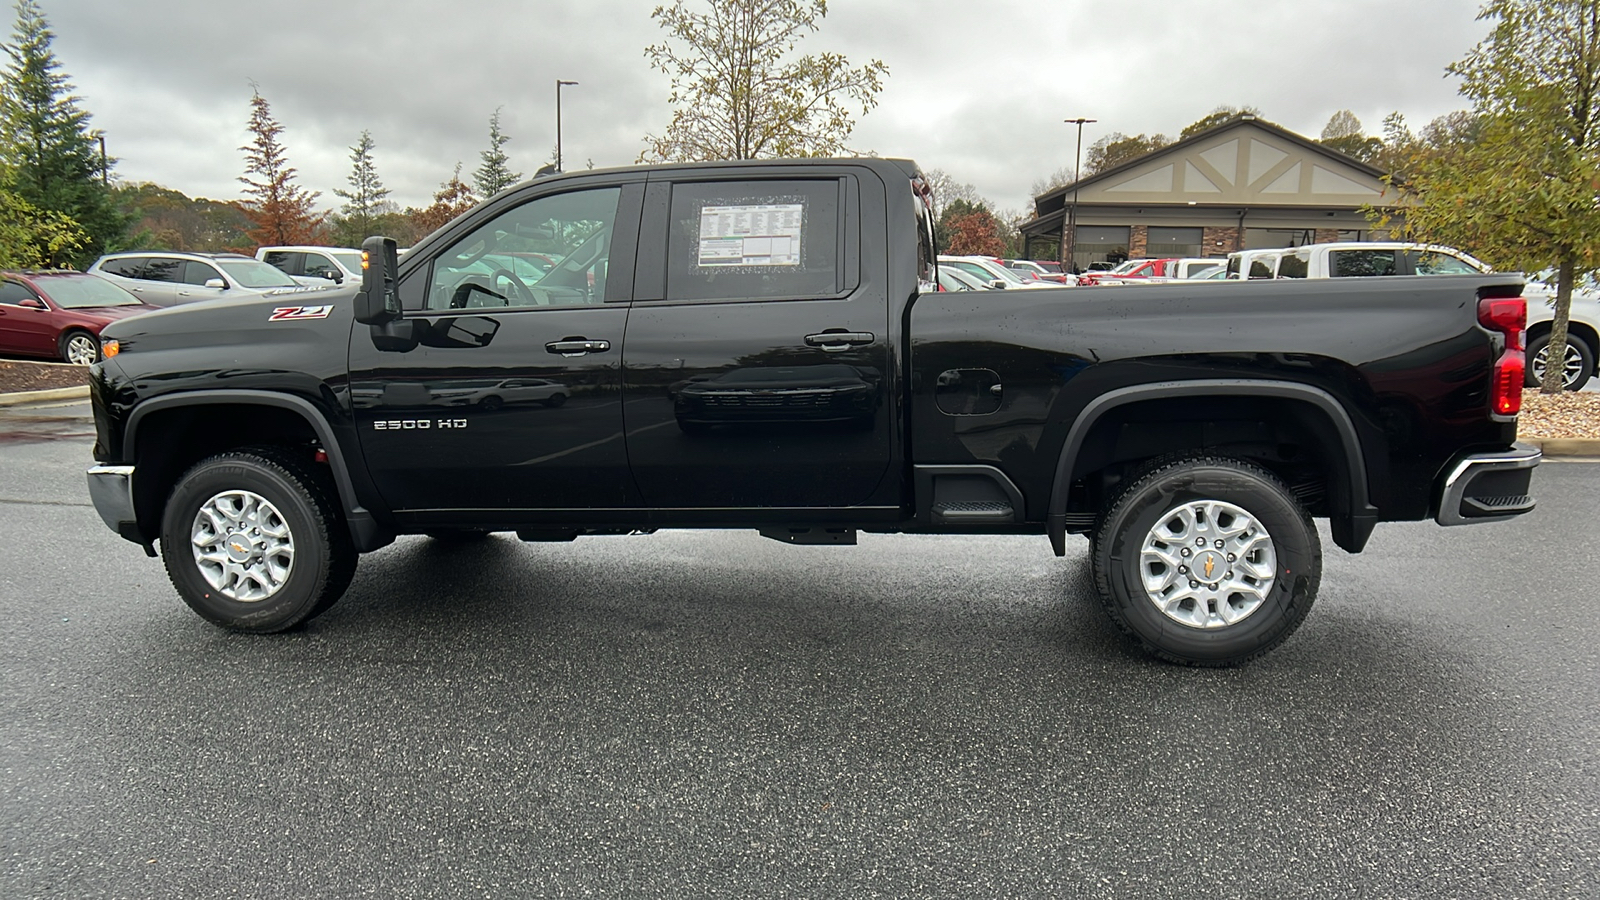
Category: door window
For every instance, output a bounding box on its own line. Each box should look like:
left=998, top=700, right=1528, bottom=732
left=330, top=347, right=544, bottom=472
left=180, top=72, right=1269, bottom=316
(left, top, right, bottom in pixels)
left=1408, top=250, right=1482, bottom=275
left=302, top=254, right=340, bottom=280
left=1248, top=256, right=1276, bottom=279
left=142, top=257, right=184, bottom=283
left=0, top=281, right=38, bottom=305
left=424, top=187, right=621, bottom=311
left=181, top=261, right=224, bottom=285
left=1330, top=249, right=1399, bottom=277
left=665, top=179, right=841, bottom=301
left=262, top=251, right=304, bottom=276
left=99, top=257, right=151, bottom=279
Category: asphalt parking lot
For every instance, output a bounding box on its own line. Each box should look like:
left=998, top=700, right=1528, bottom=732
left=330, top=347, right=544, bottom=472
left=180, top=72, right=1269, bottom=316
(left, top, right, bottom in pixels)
left=1, top=400, right=1596, bottom=899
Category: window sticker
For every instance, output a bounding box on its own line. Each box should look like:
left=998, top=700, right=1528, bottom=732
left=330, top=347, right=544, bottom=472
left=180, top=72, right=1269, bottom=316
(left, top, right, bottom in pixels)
left=697, top=203, right=804, bottom=267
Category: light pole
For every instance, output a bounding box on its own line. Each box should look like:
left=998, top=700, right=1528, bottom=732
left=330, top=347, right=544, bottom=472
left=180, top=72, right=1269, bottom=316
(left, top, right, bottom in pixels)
left=556, top=80, right=579, bottom=172
left=1063, top=117, right=1096, bottom=273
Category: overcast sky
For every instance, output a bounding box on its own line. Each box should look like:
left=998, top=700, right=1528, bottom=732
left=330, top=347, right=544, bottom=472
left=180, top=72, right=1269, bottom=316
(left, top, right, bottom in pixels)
left=38, top=0, right=1492, bottom=218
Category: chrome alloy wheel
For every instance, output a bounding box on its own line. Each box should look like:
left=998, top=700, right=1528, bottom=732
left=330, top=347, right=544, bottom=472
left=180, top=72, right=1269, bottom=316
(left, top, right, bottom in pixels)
left=64, top=333, right=98, bottom=365
left=190, top=490, right=295, bottom=602
left=1532, top=342, right=1583, bottom=389
left=1138, top=500, right=1277, bottom=629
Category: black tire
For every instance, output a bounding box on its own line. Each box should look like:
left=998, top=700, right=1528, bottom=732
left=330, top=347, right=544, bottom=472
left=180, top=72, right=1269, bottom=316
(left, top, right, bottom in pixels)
left=58, top=329, right=100, bottom=365
left=543, top=393, right=567, bottom=408
left=159, top=447, right=356, bottom=633
left=478, top=395, right=504, bottom=410
left=1526, top=332, right=1594, bottom=391
left=1090, top=456, right=1321, bottom=667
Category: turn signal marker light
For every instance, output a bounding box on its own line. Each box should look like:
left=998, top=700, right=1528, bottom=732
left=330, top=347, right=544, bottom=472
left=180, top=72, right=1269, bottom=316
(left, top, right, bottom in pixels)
left=101, top=338, right=120, bottom=358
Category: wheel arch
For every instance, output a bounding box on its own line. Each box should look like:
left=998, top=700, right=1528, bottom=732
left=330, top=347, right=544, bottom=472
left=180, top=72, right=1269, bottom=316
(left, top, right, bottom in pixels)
left=1526, top=317, right=1599, bottom=355
left=124, top=390, right=392, bottom=552
left=1046, top=380, right=1379, bottom=556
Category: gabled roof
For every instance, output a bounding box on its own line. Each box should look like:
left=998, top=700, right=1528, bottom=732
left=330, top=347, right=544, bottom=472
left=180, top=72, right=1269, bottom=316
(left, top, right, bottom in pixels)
left=1021, top=116, right=1392, bottom=235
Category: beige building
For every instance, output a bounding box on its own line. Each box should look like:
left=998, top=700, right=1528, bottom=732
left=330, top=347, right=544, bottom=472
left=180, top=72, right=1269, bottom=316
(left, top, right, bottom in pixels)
left=1019, top=116, right=1395, bottom=270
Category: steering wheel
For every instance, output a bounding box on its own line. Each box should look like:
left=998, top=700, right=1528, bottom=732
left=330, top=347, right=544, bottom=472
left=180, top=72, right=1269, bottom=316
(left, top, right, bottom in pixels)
left=487, top=266, right=537, bottom=306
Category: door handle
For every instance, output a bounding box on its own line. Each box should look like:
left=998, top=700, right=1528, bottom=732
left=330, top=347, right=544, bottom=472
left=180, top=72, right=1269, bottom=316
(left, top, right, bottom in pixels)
left=545, top=338, right=610, bottom=357
left=804, top=331, right=875, bottom=352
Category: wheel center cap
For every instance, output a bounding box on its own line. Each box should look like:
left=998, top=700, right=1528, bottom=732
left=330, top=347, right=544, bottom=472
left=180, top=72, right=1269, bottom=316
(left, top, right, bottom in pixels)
left=1193, top=549, right=1226, bottom=585
left=225, top=533, right=255, bottom=563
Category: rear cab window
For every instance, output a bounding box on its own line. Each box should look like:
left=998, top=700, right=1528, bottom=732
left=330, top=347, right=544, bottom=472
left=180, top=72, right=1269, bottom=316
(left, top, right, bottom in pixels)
left=664, top=178, right=849, bottom=302
left=1330, top=249, right=1399, bottom=277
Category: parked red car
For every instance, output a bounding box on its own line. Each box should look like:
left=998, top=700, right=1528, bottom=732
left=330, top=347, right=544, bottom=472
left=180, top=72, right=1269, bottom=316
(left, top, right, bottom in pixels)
left=0, top=271, right=160, bottom=365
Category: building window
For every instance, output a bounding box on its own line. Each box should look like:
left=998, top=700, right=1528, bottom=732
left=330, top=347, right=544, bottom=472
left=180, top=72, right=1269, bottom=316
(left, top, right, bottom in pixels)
left=1071, top=225, right=1130, bottom=272
left=1146, top=227, right=1202, bottom=258
left=1243, top=228, right=1319, bottom=250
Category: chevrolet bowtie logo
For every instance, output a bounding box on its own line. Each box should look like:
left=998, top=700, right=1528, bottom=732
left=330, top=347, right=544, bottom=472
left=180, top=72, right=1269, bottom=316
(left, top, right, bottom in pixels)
left=1204, top=556, right=1216, bottom=578
left=231, top=542, right=246, bottom=553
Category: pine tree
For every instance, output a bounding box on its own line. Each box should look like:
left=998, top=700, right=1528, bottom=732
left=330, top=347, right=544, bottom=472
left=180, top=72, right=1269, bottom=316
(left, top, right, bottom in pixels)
left=474, top=108, right=520, bottom=197
left=0, top=0, right=124, bottom=264
left=333, top=129, right=390, bottom=243
left=238, top=88, right=322, bottom=247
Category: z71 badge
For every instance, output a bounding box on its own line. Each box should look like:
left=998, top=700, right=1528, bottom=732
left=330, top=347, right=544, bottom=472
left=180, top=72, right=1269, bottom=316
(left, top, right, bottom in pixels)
left=268, top=305, right=334, bottom=321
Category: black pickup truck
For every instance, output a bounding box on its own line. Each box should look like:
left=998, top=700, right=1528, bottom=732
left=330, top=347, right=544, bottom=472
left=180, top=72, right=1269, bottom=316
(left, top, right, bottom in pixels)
left=85, top=158, right=1540, bottom=665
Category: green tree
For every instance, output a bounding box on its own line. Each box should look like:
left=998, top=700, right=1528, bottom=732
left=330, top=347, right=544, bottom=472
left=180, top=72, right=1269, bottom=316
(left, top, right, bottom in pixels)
left=333, top=129, right=391, bottom=243
left=0, top=0, right=124, bottom=264
left=1083, top=132, right=1171, bottom=176
left=238, top=88, right=323, bottom=247
left=0, top=168, right=83, bottom=266
left=1376, top=0, right=1600, bottom=392
left=1318, top=109, right=1384, bottom=163
left=474, top=108, right=520, bottom=197
left=640, top=0, right=889, bottom=162
left=113, top=182, right=252, bottom=252
left=1178, top=104, right=1262, bottom=139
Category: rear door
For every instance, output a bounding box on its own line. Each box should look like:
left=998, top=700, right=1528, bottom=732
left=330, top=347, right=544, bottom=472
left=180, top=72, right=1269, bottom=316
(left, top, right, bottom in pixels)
left=97, top=257, right=179, bottom=306
left=621, top=167, right=893, bottom=510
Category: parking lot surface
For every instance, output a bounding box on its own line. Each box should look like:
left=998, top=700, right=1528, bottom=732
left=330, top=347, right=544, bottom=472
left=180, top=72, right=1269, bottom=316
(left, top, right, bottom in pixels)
left=1, top=402, right=1596, bottom=899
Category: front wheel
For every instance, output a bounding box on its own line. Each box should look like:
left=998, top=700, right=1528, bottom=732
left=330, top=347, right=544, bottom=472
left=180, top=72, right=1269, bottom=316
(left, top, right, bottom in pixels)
left=1090, top=456, right=1321, bottom=666
left=1527, top=333, right=1594, bottom=391
left=60, top=329, right=100, bottom=365
left=160, top=448, right=356, bottom=632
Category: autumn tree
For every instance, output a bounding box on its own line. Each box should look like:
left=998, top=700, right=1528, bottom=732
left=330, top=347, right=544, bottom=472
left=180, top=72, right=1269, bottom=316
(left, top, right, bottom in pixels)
left=0, top=0, right=124, bottom=263
left=1376, top=0, right=1600, bottom=392
left=238, top=89, right=322, bottom=247
left=640, top=0, right=889, bottom=162
left=1083, top=132, right=1171, bottom=176
left=945, top=209, right=1007, bottom=257
left=1179, top=104, right=1262, bottom=139
left=1029, top=165, right=1075, bottom=198
left=474, top=108, right=521, bottom=197
left=1318, top=109, right=1384, bottom=163
left=333, top=129, right=390, bottom=244
left=407, top=162, right=477, bottom=236
left=113, top=182, right=252, bottom=252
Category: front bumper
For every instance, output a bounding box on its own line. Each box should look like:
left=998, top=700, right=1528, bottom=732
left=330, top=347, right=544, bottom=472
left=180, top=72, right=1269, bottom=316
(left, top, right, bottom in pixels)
left=86, top=464, right=142, bottom=543
left=1435, top=443, right=1542, bottom=526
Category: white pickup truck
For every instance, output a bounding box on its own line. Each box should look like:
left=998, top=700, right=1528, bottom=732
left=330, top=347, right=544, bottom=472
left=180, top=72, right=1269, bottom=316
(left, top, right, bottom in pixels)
left=1225, top=241, right=1596, bottom=390
left=256, top=246, right=365, bottom=287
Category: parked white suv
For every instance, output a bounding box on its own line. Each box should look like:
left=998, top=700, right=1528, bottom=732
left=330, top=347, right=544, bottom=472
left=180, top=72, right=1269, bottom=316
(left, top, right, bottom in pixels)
left=938, top=256, right=1058, bottom=290
left=89, top=251, right=334, bottom=307
left=256, top=246, right=365, bottom=286
left=1224, top=241, right=1595, bottom=390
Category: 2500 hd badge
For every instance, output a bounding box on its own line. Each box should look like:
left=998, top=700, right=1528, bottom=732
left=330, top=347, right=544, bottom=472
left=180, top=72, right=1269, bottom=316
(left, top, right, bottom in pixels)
left=373, top=419, right=468, bottom=430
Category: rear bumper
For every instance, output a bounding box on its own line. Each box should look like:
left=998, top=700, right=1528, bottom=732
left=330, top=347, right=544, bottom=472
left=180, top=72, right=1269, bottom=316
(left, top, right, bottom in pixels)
left=86, top=464, right=142, bottom=543
left=1435, top=443, right=1541, bottom=526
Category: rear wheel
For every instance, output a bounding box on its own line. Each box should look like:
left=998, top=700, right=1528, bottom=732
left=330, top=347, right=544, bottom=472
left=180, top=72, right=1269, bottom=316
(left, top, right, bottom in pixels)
left=59, top=329, right=99, bottom=365
left=1527, top=332, right=1594, bottom=391
left=1090, top=456, right=1320, bottom=666
left=160, top=448, right=355, bottom=632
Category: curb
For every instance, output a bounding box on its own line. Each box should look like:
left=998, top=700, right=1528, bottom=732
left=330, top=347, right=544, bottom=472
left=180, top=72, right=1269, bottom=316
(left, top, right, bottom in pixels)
left=0, top=386, right=90, bottom=407
left=1521, top=437, right=1600, bottom=459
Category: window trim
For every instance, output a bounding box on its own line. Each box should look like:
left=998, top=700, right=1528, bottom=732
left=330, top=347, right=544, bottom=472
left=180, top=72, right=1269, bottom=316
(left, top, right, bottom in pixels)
left=634, top=174, right=859, bottom=307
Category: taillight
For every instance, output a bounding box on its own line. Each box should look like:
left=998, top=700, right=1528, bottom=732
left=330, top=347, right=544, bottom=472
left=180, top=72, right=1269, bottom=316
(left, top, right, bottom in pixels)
left=1478, top=296, right=1527, bottom=416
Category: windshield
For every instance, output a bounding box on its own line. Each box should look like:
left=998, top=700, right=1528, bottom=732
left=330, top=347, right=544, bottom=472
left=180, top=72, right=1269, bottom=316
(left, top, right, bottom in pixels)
left=330, top=251, right=363, bottom=274
left=35, top=273, right=143, bottom=308
left=217, top=259, right=299, bottom=288
left=1191, top=265, right=1225, bottom=280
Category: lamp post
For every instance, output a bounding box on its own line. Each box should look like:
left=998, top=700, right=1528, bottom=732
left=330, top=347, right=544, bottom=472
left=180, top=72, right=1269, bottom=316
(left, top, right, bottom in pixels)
left=556, top=80, right=579, bottom=172
left=1063, top=117, right=1096, bottom=273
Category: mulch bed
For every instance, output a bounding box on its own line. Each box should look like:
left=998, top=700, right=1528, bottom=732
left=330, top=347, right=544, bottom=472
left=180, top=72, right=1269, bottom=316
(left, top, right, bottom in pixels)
left=0, top=359, right=92, bottom=394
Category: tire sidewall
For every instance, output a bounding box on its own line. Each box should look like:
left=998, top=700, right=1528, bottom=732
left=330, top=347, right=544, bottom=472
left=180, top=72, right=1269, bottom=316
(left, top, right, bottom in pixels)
left=59, top=329, right=100, bottom=365
left=160, top=456, right=328, bottom=631
left=1527, top=333, right=1594, bottom=390
left=1098, top=463, right=1319, bottom=664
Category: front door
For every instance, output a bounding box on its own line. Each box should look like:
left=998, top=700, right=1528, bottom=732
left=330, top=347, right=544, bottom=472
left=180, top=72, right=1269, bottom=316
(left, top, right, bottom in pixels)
left=350, top=181, right=643, bottom=519
left=621, top=172, right=894, bottom=510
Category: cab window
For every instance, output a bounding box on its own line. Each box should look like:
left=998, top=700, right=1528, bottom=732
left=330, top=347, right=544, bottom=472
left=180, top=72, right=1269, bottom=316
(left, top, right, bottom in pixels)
left=1408, top=251, right=1482, bottom=275
left=1331, top=249, right=1398, bottom=277
left=664, top=179, right=841, bottom=301
left=424, top=187, right=621, bottom=311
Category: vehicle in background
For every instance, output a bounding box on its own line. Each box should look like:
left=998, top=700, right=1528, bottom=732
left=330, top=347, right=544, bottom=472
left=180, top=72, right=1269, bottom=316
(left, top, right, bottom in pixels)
left=1083, top=257, right=1225, bottom=285
left=937, top=266, right=995, bottom=291
left=1006, top=259, right=1076, bottom=285
left=459, top=377, right=569, bottom=410
left=1223, top=242, right=1487, bottom=281
left=0, top=271, right=159, bottom=364
left=89, top=251, right=334, bottom=307
left=940, top=255, right=1059, bottom=290
left=257, top=246, right=365, bottom=286
left=1520, top=269, right=1600, bottom=391
left=1188, top=265, right=1228, bottom=281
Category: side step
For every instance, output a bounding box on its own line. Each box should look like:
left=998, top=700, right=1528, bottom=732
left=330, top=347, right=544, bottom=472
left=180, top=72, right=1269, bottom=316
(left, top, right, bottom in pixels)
left=931, top=500, right=1014, bottom=524
left=1462, top=494, right=1535, bottom=517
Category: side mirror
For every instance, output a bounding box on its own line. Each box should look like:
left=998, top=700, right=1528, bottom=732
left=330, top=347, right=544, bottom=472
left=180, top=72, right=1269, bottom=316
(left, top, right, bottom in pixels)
left=204, top=278, right=227, bottom=290
left=18, top=298, right=47, bottom=310
left=355, top=236, right=402, bottom=325
left=322, top=270, right=342, bottom=283
left=989, top=279, right=1008, bottom=289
